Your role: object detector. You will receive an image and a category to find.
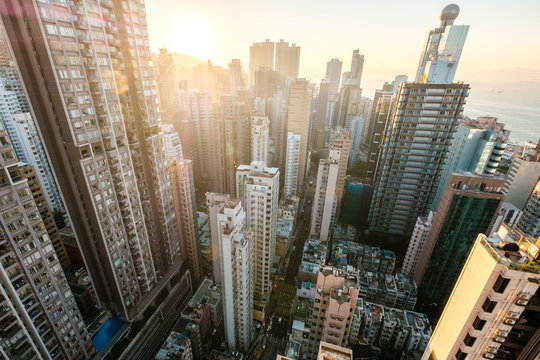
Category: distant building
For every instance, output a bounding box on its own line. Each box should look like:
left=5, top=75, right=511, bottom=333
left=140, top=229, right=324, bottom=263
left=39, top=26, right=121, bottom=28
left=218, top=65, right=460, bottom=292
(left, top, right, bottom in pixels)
left=251, top=116, right=270, bottom=165
left=275, top=40, right=300, bottom=88
left=325, top=58, right=343, bottom=96
left=249, top=39, right=274, bottom=89
left=502, top=156, right=540, bottom=210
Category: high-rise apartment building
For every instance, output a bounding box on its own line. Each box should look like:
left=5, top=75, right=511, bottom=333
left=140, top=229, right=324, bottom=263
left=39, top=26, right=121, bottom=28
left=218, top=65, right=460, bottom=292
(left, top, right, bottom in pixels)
left=236, top=162, right=279, bottom=305
left=0, top=64, right=63, bottom=212
left=251, top=116, right=270, bottom=166
left=182, top=91, right=225, bottom=193
left=344, top=114, right=363, bottom=167
left=401, top=212, right=433, bottom=278
left=220, top=95, right=251, bottom=195
left=162, top=123, right=184, bottom=161
left=20, top=163, right=70, bottom=268
left=311, top=150, right=341, bottom=242
left=156, top=47, right=180, bottom=122
left=334, top=50, right=364, bottom=129
left=325, top=58, right=343, bottom=96
left=214, top=200, right=254, bottom=352
left=362, top=88, right=393, bottom=182
left=205, top=192, right=230, bottom=284
left=249, top=39, right=274, bottom=89
left=1, top=0, right=181, bottom=320
left=307, top=266, right=360, bottom=358
left=431, top=121, right=507, bottom=211
left=170, top=159, right=201, bottom=285
left=415, top=4, right=469, bottom=84
left=422, top=230, right=540, bottom=360
left=516, top=177, right=540, bottom=237
left=329, top=128, right=352, bottom=208
left=275, top=39, right=300, bottom=88
left=0, top=124, right=93, bottom=359
left=285, top=79, right=311, bottom=195
left=502, top=156, right=540, bottom=210
left=284, top=132, right=301, bottom=197
left=416, top=173, right=505, bottom=316
left=229, top=58, right=244, bottom=95
left=369, top=82, right=469, bottom=236
left=369, top=5, right=470, bottom=236
left=313, top=81, right=330, bottom=152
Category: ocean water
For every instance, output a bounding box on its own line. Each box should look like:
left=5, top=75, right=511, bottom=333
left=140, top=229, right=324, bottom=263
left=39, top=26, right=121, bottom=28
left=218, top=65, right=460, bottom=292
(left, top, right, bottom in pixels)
left=462, top=79, right=540, bottom=144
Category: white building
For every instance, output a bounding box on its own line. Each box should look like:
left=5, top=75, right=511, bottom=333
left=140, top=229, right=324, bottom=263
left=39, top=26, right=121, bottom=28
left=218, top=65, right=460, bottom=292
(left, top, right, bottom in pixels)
left=251, top=116, right=269, bottom=166
left=162, top=123, right=183, bottom=161
left=502, top=157, right=540, bottom=210
left=215, top=199, right=254, bottom=352
left=284, top=132, right=301, bottom=197
left=236, top=161, right=279, bottom=304
left=205, top=192, right=230, bottom=284
left=325, top=58, right=343, bottom=96
left=311, top=149, right=341, bottom=242
left=422, top=228, right=540, bottom=360
left=401, top=212, right=434, bottom=277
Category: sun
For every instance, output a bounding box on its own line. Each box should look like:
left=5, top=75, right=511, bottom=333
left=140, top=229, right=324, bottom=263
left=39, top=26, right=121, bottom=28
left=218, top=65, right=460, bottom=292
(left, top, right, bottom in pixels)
left=170, top=15, right=214, bottom=60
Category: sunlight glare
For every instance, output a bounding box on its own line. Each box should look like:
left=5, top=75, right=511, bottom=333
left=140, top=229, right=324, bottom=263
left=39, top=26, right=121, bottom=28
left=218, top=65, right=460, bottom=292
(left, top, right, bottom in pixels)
left=170, top=15, right=214, bottom=60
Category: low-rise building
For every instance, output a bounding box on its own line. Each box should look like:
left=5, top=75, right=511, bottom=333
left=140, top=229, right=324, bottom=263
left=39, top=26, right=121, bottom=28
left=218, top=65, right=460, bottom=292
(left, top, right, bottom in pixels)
left=155, top=331, right=193, bottom=360
left=181, top=278, right=222, bottom=338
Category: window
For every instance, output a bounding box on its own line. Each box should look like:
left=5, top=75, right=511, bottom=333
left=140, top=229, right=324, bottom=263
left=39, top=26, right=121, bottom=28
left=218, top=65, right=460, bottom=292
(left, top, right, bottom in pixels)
left=464, top=334, right=476, bottom=347
left=493, top=275, right=510, bottom=293
left=472, top=316, right=486, bottom=331
left=482, top=298, right=497, bottom=313
left=455, top=349, right=467, bottom=360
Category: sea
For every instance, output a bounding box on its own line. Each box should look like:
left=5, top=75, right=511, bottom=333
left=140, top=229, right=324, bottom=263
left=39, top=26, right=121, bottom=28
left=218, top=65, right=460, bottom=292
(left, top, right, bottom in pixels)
left=464, top=78, right=540, bottom=145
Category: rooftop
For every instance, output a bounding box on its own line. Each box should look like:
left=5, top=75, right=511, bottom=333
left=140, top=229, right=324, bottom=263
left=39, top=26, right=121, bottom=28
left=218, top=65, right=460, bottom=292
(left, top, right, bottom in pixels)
left=188, top=278, right=221, bottom=307
left=481, top=229, right=540, bottom=274
left=155, top=331, right=191, bottom=360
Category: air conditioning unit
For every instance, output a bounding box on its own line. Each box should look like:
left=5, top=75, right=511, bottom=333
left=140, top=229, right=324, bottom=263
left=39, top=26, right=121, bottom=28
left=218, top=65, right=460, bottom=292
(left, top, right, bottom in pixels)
left=515, top=292, right=531, bottom=306
left=483, top=353, right=495, bottom=359
left=493, top=329, right=508, bottom=343
left=485, top=346, right=498, bottom=354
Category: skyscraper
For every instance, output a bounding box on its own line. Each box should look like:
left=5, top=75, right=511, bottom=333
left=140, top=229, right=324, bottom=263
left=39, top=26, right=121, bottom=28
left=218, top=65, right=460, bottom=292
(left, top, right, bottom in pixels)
left=0, top=63, right=63, bottom=212
left=401, top=212, right=433, bottom=278
left=284, top=132, right=301, bottom=198
left=285, top=79, right=311, bottom=195
left=332, top=128, right=352, bottom=198
left=220, top=95, right=251, bottom=195
left=417, top=173, right=505, bottom=316
left=251, top=116, right=270, bottom=165
left=228, top=58, right=244, bottom=95
left=369, top=82, right=470, bottom=236
left=0, top=124, right=93, bottom=359
left=170, top=159, right=202, bottom=285
left=516, top=177, right=540, bottom=237
left=182, top=91, right=225, bottom=193
left=431, top=121, right=507, bottom=211
left=311, top=149, right=341, bottom=242
left=1, top=0, right=181, bottom=320
left=325, top=58, right=343, bottom=97
left=162, top=123, right=184, bottom=161
left=236, top=162, right=279, bottom=307
left=214, top=199, right=254, bottom=352
left=333, top=50, right=363, bottom=129
left=422, top=230, right=540, bottom=360
left=249, top=39, right=274, bottom=89
left=156, top=47, right=180, bottom=123
left=313, top=81, right=330, bottom=151
left=415, top=4, right=469, bottom=84
left=275, top=39, right=300, bottom=88
left=205, top=192, right=230, bottom=284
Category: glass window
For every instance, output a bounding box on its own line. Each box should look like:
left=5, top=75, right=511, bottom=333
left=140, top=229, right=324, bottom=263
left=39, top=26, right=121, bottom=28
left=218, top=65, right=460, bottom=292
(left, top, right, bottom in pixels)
left=493, top=275, right=510, bottom=293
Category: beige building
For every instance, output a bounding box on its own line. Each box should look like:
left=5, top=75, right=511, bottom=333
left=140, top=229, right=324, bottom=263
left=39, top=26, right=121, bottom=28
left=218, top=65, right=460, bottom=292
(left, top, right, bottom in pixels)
left=170, top=159, right=201, bottom=285
left=285, top=79, right=312, bottom=194
left=317, top=342, right=353, bottom=360
left=308, top=266, right=360, bottom=358
left=422, top=228, right=540, bottom=360
left=329, top=127, right=352, bottom=210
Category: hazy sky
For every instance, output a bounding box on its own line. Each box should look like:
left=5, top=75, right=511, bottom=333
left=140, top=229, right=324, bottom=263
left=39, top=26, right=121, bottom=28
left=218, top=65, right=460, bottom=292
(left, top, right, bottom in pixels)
left=146, top=0, right=540, bottom=85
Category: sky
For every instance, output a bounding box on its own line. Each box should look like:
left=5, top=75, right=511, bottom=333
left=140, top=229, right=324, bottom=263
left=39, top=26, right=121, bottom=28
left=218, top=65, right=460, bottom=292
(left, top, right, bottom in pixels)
left=146, top=0, right=540, bottom=87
